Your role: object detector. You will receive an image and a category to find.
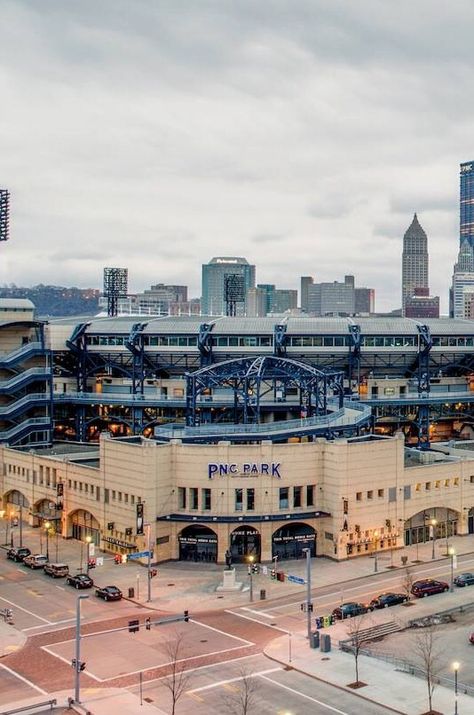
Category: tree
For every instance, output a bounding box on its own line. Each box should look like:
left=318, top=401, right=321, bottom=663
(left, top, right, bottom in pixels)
left=402, top=567, right=415, bottom=602
left=220, top=666, right=259, bottom=715
left=161, top=630, right=193, bottom=715
left=411, top=625, right=442, bottom=714
left=346, top=613, right=370, bottom=687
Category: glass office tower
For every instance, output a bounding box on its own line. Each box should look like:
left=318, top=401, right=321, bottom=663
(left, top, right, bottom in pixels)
left=460, top=160, right=474, bottom=248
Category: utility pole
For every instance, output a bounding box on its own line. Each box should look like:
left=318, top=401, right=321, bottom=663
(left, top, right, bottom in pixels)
left=146, top=523, right=152, bottom=603
left=74, top=594, right=89, bottom=703
left=303, top=548, right=312, bottom=641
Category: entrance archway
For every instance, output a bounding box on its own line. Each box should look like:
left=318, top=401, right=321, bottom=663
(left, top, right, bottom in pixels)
left=272, top=523, right=316, bottom=560
left=178, top=525, right=217, bottom=562
left=230, top=525, right=261, bottom=563
left=32, top=498, right=61, bottom=528
left=404, top=507, right=459, bottom=546
left=68, top=509, right=101, bottom=545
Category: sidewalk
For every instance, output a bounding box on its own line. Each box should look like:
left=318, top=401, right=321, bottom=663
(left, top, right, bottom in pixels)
left=0, top=688, right=166, bottom=715
left=265, top=630, right=470, bottom=715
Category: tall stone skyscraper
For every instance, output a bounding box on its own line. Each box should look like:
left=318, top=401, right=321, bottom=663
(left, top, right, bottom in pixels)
left=401, top=214, right=429, bottom=316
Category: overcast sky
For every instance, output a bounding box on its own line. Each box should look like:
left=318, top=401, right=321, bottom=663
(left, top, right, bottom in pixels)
left=1, top=1, right=473, bottom=312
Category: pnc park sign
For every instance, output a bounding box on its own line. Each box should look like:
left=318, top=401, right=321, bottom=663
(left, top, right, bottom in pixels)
left=208, top=462, right=282, bottom=479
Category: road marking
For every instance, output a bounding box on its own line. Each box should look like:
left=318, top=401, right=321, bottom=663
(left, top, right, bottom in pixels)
left=225, top=610, right=289, bottom=633
left=241, top=607, right=274, bottom=619
left=259, top=674, right=351, bottom=714
left=0, top=663, right=47, bottom=695
left=40, top=646, right=103, bottom=682
left=0, top=595, right=51, bottom=623
left=187, top=667, right=282, bottom=693
left=189, top=618, right=254, bottom=645
left=23, top=617, right=76, bottom=632
left=55, top=586, right=65, bottom=591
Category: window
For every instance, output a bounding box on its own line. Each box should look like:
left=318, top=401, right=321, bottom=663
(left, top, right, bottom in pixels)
left=306, top=485, right=314, bottom=506
left=235, top=488, right=243, bottom=512
left=388, top=487, right=397, bottom=503
left=415, top=483, right=421, bottom=492
left=279, top=487, right=289, bottom=509
left=96, top=486, right=100, bottom=501
left=444, top=479, right=450, bottom=487
left=293, top=486, right=302, bottom=508
left=131, top=495, right=135, bottom=505
left=378, top=489, right=384, bottom=498
left=435, top=480, right=441, bottom=489
left=425, top=482, right=431, bottom=491
left=73, top=481, right=77, bottom=490
left=367, top=490, right=373, bottom=500
left=124, top=493, right=128, bottom=503
left=190, top=488, right=198, bottom=510
left=453, top=477, right=459, bottom=486
left=104, top=488, right=109, bottom=504
left=246, top=488, right=255, bottom=511
left=202, top=488, right=211, bottom=510
left=39, top=467, right=44, bottom=485
left=112, top=490, right=116, bottom=500
left=178, top=487, right=186, bottom=509
left=118, top=492, right=122, bottom=501
left=90, top=485, right=94, bottom=495
left=403, top=485, right=411, bottom=500
left=356, top=492, right=362, bottom=501
left=46, top=467, right=50, bottom=486
left=84, top=484, right=88, bottom=493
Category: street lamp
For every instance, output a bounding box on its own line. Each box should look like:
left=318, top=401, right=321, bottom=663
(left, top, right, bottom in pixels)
left=452, top=661, right=459, bottom=715
left=44, top=521, right=51, bottom=560
left=85, top=535, right=92, bottom=575
left=449, top=546, right=456, bottom=592
left=430, top=518, right=437, bottom=560
left=0, top=509, right=7, bottom=545
left=373, top=530, right=379, bottom=573
left=247, top=555, right=254, bottom=602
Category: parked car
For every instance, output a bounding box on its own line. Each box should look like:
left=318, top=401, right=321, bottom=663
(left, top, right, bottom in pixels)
left=66, top=573, right=94, bottom=589
left=95, top=585, right=123, bottom=602
left=43, top=563, right=69, bottom=578
left=469, top=631, right=474, bottom=645
left=332, top=602, right=370, bottom=619
left=23, top=554, right=48, bottom=569
left=370, top=592, right=408, bottom=609
left=411, top=579, right=449, bottom=598
left=454, top=572, right=474, bottom=587
left=6, top=547, right=31, bottom=562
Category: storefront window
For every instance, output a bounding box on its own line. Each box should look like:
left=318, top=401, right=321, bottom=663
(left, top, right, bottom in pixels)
left=246, top=488, right=255, bottom=510
left=279, top=487, right=289, bottom=509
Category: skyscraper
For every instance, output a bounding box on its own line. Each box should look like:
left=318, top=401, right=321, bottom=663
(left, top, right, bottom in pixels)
left=401, top=214, right=429, bottom=315
left=460, top=160, right=474, bottom=248
left=201, top=257, right=256, bottom=316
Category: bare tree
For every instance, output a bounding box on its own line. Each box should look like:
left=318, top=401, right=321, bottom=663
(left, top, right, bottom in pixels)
left=411, top=626, right=443, bottom=714
left=220, top=666, right=259, bottom=715
left=345, top=613, right=370, bottom=687
left=402, top=567, right=415, bottom=602
left=161, top=630, right=193, bottom=715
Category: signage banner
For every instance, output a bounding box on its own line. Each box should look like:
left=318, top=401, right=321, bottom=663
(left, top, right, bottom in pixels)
left=136, top=502, right=144, bottom=535
left=102, top=536, right=136, bottom=549
left=208, top=462, right=282, bottom=479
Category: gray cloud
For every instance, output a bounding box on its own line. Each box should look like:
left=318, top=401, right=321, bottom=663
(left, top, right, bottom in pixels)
left=0, top=1, right=473, bottom=311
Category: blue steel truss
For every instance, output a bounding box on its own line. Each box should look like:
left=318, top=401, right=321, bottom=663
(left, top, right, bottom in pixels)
left=185, top=356, right=344, bottom=427
left=416, top=324, right=432, bottom=450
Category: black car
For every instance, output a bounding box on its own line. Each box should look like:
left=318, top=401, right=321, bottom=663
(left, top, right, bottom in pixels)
left=454, top=572, right=474, bottom=587
left=332, top=602, right=370, bottom=619
left=95, top=585, right=123, bottom=602
left=6, top=547, right=31, bottom=562
left=66, top=573, right=94, bottom=589
left=370, top=592, right=408, bottom=609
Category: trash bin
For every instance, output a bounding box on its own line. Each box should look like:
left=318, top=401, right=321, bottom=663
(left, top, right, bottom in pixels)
left=320, top=633, right=331, bottom=653
left=128, top=587, right=135, bottom=599
left=310, top=631, right=320, bottom=649
left=401, top=556, right=408, bottom=566
left=260, top=589, right=266, bottom=600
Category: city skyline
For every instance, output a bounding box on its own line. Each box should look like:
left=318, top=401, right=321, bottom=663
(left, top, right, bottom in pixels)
left=1, top=2, right=474, bottom=312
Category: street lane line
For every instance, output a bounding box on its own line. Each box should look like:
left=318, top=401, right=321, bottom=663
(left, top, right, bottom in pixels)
left=0, top=595, right=52, bottom=623
left=187, top=667, right=282, bottom=693
left=40, top=646, right=103, bottom=682
left=0, top=663, right=47, bottom=695
left=23, top=617, right=76, bottom=631
left=189, top=618, right=254, bottom=645
left=259, top=674, right=351, bottom=714
left=120, top=645, right=253, bottom=679
left=55, top=585, right=65, bottom=591
left=241, top=607, right=274, bottom=619
left=225, top=610, right=289, bottom=633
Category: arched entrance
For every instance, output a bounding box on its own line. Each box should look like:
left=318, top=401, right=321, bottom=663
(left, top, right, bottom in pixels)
left=404, top=507, right=459, bottom=546
left=272, top=523, right=316, bottom=560
left=178, top=525, right=217, bottom=562
left=32, top=498, right=61, bottom=528
left=230, top=525, right=261, bottom=563
left=68, top=509, right=101, bottom=545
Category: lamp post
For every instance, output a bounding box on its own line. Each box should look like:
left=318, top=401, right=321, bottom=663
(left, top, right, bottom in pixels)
left=430, top=518, right=437, bottom=560
left=0, top=509, right=7, bottom=545
left=302, top=547, right=313, bottom=642
left=452, top=661, right=459, bottom=715
left=373, top=530, right=379, bottom=573
left=74, top=594, right=89, bottom=703
left=247, top=555, right=254, bottom=602
left=44, top=521, right=51, bottom=560
left=449, top=546, right=456, bottom=592
left=85, top=535, right=92, bottom=575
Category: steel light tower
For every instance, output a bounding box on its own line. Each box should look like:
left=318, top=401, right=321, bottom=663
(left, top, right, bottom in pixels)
left=0, top=189, right=10, bottom=242
left=103, top=267, right=128, bottom=317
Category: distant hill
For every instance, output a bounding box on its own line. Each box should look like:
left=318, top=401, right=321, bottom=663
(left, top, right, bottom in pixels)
left=0, top=284, right=100, bottom=316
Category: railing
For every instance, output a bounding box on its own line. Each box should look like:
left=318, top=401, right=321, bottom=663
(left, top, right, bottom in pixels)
left=0, top=700, right=57, bottom=715
left=0, top=417, right=51, bottom=441
left=0, top=368, right=50, bottom=392
left=0, top=392, right=50, bottom=416
left=0, top=342, right=44, bottom=366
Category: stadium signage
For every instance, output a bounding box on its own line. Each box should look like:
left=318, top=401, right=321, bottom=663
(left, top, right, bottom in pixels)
left=208, top=462, right=282, bottom=479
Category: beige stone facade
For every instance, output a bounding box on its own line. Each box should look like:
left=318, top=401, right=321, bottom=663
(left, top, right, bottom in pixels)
left=1, top=434, right=474, bottom=564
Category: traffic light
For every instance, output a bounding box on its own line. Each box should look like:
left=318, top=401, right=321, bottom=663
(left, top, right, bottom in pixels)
left=79, top=662, right=86, bottom=671
left=128, top=619, right=140, bottom=633
left=184, top=610, right=189, bottom=623
left=270, top=569, right=276, bottom=580
left=300, top=602, right=306, bottom=612
left=145, top=617, right=151, bottom=630
left=251, top=563, right=259, bottom=575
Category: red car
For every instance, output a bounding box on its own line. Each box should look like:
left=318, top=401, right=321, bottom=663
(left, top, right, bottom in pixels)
left=411, top=579, right=449, bottom=598
left=469, top=632, right=474, bottom=645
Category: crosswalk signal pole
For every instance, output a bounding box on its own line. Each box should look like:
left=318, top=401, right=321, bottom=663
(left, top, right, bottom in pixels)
left=303, top=548, right=312, bottom=642
left=74, top=594, right=89, bottom=703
